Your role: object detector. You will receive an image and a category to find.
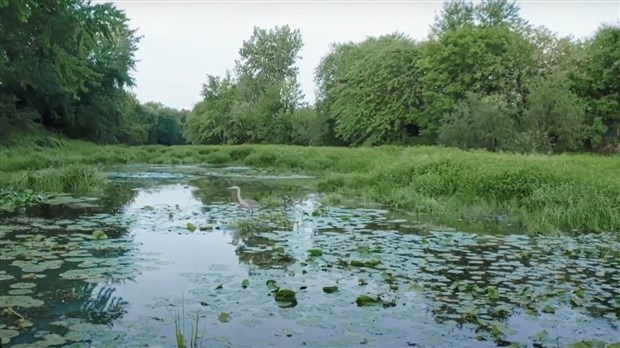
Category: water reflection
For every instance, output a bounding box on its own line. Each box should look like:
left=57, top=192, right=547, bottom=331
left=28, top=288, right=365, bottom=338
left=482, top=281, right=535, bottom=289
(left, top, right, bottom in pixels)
left=1, top=165, right=618, bottom=347
left=81, top=284, right=128, bottom=324
left=0, top=231, right=136, bottom=346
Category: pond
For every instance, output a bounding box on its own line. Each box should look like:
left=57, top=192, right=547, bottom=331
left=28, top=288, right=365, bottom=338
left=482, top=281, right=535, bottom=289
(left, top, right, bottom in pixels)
left=1, top=164, right=619, bottom=347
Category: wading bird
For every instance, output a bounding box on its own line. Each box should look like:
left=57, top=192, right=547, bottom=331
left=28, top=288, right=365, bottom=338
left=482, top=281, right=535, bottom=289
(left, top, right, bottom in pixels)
left=227, top=186, right=261, bottom=214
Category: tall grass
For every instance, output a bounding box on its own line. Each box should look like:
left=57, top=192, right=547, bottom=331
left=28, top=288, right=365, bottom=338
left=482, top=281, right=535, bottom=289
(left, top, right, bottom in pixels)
left=10, top=164, right=104, bottom=193
left=1, top=136, right=619, bottom=234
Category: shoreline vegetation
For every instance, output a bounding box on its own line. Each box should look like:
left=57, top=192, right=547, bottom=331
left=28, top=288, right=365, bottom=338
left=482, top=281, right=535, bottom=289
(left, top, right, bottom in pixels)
left=1, top=134, right=619, bottom=235
left=1, top=0, right=619, bottom=235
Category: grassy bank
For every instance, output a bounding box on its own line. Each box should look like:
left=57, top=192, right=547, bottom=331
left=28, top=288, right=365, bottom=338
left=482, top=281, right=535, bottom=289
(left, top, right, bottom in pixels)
left=1, top=136, right=619, bottom=234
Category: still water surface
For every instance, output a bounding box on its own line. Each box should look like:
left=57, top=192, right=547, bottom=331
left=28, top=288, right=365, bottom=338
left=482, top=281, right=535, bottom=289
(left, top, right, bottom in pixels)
left=0, top=165, right=618, bottom=347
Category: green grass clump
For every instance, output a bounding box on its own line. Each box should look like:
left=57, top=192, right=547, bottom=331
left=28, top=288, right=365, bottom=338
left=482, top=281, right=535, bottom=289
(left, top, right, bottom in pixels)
left=8, top=164, right=105, bottom=194
left=1, top=139, right=618, bottom=234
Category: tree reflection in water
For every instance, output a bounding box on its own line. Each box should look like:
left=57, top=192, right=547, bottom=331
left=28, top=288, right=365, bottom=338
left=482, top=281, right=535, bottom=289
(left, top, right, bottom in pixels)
left=81, top=284, right=129, bottom=324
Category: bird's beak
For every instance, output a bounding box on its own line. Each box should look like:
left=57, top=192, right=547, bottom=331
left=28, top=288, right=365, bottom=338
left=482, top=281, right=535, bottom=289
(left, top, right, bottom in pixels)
left=226, top=187, right=234, bottom=190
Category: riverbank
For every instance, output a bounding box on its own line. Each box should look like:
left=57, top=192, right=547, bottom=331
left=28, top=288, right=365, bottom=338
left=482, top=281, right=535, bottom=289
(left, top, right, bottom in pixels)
left=1, top=137, right=619, bottom=234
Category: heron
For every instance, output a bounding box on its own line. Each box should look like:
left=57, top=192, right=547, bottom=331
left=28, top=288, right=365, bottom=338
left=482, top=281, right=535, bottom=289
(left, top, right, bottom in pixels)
left=227, top=186, right=261, bottom=214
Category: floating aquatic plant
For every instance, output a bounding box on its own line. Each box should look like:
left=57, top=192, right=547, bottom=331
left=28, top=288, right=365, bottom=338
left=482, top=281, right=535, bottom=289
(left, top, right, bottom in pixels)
left=0, top=329, right=20, bottom=345
left=322, top=286, right=338, bottom=293
left=0, top=295, right=44, bottom=308
left=274, top=289, right=297, bottom=308
left=0, top=188, right=41, bottom=212
left=217, top=312, right=232, bottom=323
left=307, top=249, right=323, bottom=257
left=1, top=163, right=619, bottom=347
left=92, top=230, right=108, bottom=240
left=266, top=279, right=279, bottom=291
left=355, top=295, right=380, bottom=307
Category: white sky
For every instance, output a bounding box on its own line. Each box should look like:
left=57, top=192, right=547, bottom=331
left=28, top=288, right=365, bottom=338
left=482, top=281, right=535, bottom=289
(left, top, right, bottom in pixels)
left=106, top=0, right=620, bottom=110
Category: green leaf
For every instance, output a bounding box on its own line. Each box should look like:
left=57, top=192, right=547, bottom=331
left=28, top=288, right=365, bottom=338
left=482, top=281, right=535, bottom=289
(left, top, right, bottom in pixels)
left=92, top=230, right=108, bottom=240
left=322, top=286, right=338, bottom=294
left=355, top=295, right=380, bottom=307
left=266, top=279, right=279, bottom=291
left=307, top=249, right=323, bottom=257
left=570, top=340, right=606, bottom=348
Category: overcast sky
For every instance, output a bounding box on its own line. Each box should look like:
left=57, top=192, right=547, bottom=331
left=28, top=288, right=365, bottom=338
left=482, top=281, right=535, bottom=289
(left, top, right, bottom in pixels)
left=106, top=0, right=620, bottom=110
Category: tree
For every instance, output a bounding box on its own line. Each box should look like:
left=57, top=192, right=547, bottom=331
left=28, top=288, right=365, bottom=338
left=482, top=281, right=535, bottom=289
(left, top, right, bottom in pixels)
left=0, top=0, right=143, bottom=143
left=235, top=25, right=303, bottom=85
left=141, top=102, right=188, bottom=145
left=522, top=72, right=586, bottom=152
left=188, top=25, right=305, bottom=145
left=475, top=0, right=527, bottom=29
left=289, top=106, right=329, bottom=146
left=314, top=41, right=362, bottom=145
left=327, top=34, right=426, bottom=145
left=234, top=25, right=304, bottom=111
left=430, top=0, right=528, bottom=38
left=429, top=0, right=475, bottom=37
left=573, top=24, right=620, bottom=147
left=525, top=25, right=586, bottom=78
left=187, top=73, right=239, bottom=144
left=419, top=24, right=537, bottom=134
left=439, top=93, right=517, bottom=151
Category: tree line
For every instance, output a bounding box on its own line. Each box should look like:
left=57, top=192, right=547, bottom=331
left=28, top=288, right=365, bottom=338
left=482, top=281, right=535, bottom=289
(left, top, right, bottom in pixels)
left=0, top=0, right=187, bottom=145
left=2, top=0, right=618, bottom=153
left=188, top=0, right=619, bottom=153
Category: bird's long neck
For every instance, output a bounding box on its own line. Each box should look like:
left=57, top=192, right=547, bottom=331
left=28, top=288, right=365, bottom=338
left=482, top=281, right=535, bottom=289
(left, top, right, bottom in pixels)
left=236, top=188, right=243, bottom=202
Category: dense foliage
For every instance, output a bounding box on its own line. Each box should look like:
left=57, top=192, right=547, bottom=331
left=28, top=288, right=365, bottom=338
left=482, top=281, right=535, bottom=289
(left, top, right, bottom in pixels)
left=0, top=0, right=186, bottom=145
left=1, top=0, right=618, bottom=153
left=186, top=0, right=619, bottom=153
left=187, top=25, right=308, bottom=145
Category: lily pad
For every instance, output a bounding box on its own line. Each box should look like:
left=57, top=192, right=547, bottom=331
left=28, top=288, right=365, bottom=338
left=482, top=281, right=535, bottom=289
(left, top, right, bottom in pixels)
left=8, top=289, right=34, bottom=295
left=10, top=282, right=36, bottom=289
left=274, top=289, right=298, bottom=308
left=356, top=295, right=380, bottom=307
left=323, top=286, right=339, bottom=294
left=0, top=329, right=19, bottom=344
left=0, top=274, right=15, bottom=281
left=0, top=295, right=44, bottom=308
left=92, top=230, right=108, bottom=240
left=274, top=289, right=296, bottom=302
left=308, top=249, right=323, bottom=257
left=266, top=279, right=279, bottom=291
left=569, top=340, right=606, bottom=348
left=1, top=165, right=619, bottom=347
